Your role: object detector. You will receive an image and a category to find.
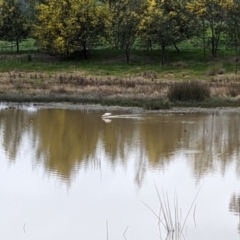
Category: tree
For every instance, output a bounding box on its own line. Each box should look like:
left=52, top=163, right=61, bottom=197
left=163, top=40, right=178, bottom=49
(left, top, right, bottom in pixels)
left=139, top=0, right=195, bottom=65
left=0, top=0, right=30, bottom=53
left=225, top=0, right=240, bottom=73
left=187, top=0, right=229, bottom=59
left=107, top=0, right=145, bottom=62
left=34, top=0, right=111, bottom=59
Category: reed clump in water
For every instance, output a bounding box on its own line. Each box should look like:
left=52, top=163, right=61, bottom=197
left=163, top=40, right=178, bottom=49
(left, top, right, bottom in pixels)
left=142, top=185, right=201, bottom=240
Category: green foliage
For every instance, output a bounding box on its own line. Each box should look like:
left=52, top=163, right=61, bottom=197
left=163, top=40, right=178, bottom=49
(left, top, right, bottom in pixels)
left=107, top=0, right=146, bottom=62
left=0, top=38, right=37, bottom=52
left=34, top=0, right=111, bottom=59
left=1, top=0, right=240, bottom=69
left=167, top=80, right=211, bottom=102
left=0, top=0, right=30, bottom=53
left=225, top=0, right=240, bottom=73
left=139, top=0, right=197, bottom=65
left=187, top=0, right=230, bottom=58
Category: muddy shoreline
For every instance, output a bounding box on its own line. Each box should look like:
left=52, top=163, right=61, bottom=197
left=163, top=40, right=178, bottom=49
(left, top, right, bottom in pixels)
left=2, top=101, right=240, bottom=114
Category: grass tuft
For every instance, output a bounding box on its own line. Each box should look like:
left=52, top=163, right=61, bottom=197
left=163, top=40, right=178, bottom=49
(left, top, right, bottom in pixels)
left=167, top=80, right=210, bottom=102
left=206, top=64, right=225, bottom=76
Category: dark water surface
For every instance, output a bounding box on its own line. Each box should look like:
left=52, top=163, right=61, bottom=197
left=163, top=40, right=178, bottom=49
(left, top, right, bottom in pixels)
left=0, top=104, right=240, bottom=240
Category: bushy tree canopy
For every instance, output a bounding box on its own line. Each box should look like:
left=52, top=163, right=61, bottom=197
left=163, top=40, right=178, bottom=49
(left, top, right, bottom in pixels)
left=34, top=0, right=111, bottom=58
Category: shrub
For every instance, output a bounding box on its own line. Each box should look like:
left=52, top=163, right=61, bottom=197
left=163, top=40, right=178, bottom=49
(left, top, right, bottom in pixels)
left=229, top=84, right=240, bottom=97
left=167, top=80, right=210, bottom=102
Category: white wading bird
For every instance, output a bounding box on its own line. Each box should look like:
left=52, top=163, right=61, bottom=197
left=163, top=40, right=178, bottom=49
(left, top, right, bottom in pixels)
left=102, top=112, right=112, bottom=118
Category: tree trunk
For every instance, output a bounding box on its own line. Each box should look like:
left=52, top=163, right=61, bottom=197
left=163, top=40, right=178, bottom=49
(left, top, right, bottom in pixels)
left=211, top=37, right=217, bottom=58
left=16, top=39, right=19, bottom=53
left=173, top=42, right=180, bottom=53
left=82, top=45, right=88, bottom=60
left=202, top=20, right=206, bottom=61
left=125, top=46, right=130, bottom=63
left=236, top=46, right=238, bottom=74
left=148, top=40, right=153, bottom=51
left=161, top=44, right=165, bottom=66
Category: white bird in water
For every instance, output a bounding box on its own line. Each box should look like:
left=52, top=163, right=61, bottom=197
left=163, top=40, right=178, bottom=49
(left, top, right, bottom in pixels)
left=102, top=112, right=112, bottom=118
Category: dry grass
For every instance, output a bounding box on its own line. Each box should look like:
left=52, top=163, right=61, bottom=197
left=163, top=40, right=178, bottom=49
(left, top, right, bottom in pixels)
left=137, top=70, right=158, bottom=79
left=208, top=74, right=240, bottom=97
left=0, top=71, right=169, bottom=99
left=1, top=70, right=240, bottom=103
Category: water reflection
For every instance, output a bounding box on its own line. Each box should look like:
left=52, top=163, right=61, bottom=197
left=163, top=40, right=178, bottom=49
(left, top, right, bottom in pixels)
left=0, top=108, right=31, bottom=161
left=229, top=193, right=240, bottom=233
left=33, top=109, right=101, bottom=179
left=1, top=106, right=240, bottom=240
left=0, top=107, right=240, bottom=182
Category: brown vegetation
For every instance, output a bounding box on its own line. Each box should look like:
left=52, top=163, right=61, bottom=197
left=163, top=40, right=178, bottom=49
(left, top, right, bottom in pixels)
left=1, top=70, right=240, bottom=101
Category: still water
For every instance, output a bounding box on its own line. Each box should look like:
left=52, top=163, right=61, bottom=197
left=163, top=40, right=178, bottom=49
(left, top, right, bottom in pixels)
left=0, top=104, right=240, bottom=240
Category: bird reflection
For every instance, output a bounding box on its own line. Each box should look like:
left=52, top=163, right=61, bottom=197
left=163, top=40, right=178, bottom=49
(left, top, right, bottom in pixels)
left=102, top=118, right=112, bottom=123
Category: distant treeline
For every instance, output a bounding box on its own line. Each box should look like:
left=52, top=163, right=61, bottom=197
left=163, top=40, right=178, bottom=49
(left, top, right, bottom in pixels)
left=0, top=0, right=240, bottom=64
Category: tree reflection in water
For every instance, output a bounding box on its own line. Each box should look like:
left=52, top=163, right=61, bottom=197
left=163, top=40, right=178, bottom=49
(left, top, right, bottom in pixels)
left=0, top=107, right=240, bottom=184
left=229, top=193, right=240, bottom=233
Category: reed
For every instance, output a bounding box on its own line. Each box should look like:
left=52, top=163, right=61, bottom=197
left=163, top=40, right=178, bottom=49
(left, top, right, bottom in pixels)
left=167, top=80, right=210, bottom=102
left=142, top=184, right=202, bottom=240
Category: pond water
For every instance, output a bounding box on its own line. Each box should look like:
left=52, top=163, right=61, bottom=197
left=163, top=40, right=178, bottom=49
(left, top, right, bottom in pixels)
left=0, top=104, right=240, bottom=240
